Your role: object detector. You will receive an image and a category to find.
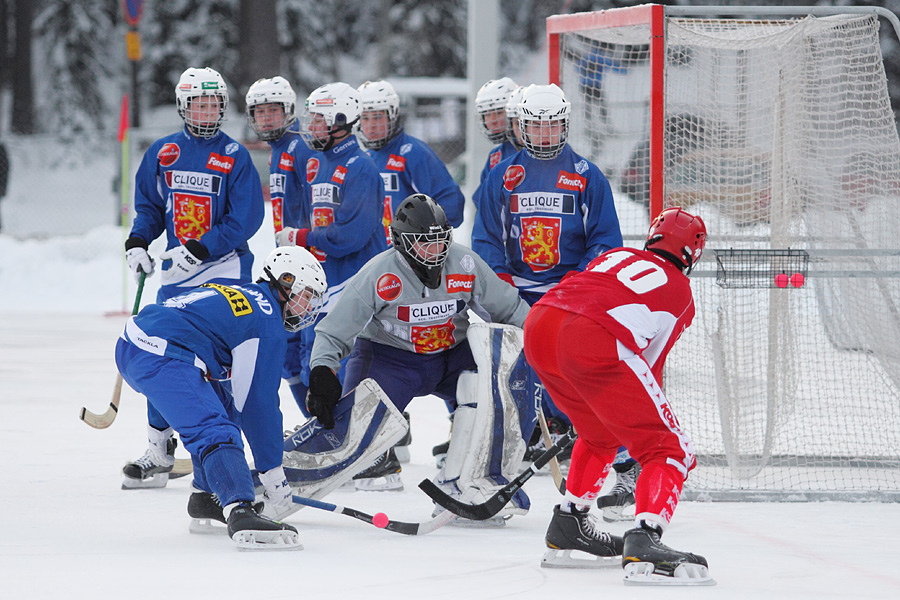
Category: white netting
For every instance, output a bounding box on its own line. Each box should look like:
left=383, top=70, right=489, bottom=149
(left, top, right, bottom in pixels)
left=557, top=12, right=900, bottom=500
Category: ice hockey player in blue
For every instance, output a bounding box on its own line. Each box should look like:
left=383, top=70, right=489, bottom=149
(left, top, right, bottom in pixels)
left=472, top=84, right=638, bottom=510
left=122, top=67, right=265, bottom=490
left=274, top=82, right=387, bottom=416
left=246, top=76, right=321, bottom=414
left=356, top=80, right=464, bottom=240
left=474, top=78, right=521, bottom=194
left=115, top=246, right=327, bottom=550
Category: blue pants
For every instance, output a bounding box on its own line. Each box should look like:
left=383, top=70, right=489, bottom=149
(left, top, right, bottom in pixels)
left=116, top=339, right=254, bottom=505
left=341, top=338, right=477, bottom=412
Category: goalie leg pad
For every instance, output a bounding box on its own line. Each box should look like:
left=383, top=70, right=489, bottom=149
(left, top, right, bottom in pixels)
left=258, top=379, right=407, bottom=510
left=434, top=324, right=535, bottom=518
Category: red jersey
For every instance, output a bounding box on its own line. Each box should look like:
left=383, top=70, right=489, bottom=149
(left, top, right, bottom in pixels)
left=535, top=247, right=694, bottom=374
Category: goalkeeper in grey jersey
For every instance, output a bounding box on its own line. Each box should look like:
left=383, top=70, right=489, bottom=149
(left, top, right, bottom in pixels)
left=304, top=194, right=536, bottom=510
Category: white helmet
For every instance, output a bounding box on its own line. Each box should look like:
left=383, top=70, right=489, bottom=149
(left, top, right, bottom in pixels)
left=246, top=76, right=297, bottom=142
left=518, top=83, right=570, bottom=160
left=300, top=82, right=361, bottom=151
left=357, top=80, right=401, bottom=150
left=475, top=77, right=517, bottom=143
left=262, top=246, right=327, bottom=332
left=175, top=67, right=229, bottom=138
left=505, top=85, right=526, bottom=148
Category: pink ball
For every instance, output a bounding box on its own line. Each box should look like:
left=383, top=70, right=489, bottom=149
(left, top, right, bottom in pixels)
left=774, top=273, right=788, bottom=288
left=372, top=512, right=389, bottom=528
left=790, top=273, right=805, bottom=288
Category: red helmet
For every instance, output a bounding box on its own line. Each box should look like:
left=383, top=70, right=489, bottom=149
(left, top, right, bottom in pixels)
left=645, top=207, right=707, bottom=273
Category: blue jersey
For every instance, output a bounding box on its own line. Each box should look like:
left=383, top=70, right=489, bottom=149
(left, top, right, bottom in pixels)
left=474, top=140, right=519, bottom=214
left=268, top=125, right=316, bottom=232
left=366, top=130, right=464, bottom=239
left=131, top=127, right=264, bottom=300
left=121, top=281, right=287, bottom=471
left=472, top=145, right=623, bottom=298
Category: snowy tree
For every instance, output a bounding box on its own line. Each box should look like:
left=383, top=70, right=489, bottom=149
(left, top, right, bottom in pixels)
left=33, top=0, right=118, bottom=140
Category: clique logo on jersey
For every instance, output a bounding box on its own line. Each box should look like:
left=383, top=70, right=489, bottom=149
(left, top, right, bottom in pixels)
left=207, top=153, right=234, bottom=174
left=397, top=300, right=461, bottom=324
left=331, top=165, right=348, bottom=184
left=446, top=274, right=475, bottom=294
left=269, top=173, right=286, bottom=196
left=376, top=273, right=403, bottom=301
left=557, top=171, right=586, bottom=192
left=165, top=171, right=221, bottom=194
left=510, top=192, right=576, bottom=215
left=279, top=152, right=295, bottom=172
left=158, top=143, right=180, bottom=167
left=306, top=157, right=319, bottom=183
left=386, top=154, right=406, bottom=172
left=503, top=165, right=526, bottom=191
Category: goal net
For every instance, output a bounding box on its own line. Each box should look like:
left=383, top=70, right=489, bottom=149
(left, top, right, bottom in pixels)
left=549, top=5, right=900, bottom=501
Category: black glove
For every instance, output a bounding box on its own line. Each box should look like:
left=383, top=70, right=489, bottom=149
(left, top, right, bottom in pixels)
left=307, top=366, right=343, bottom=429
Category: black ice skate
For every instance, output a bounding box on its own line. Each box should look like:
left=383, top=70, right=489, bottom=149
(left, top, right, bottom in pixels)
left=432, top=439, right=450, bottom=469
left=541, top=505, right=624, bottom=568
left=187, top=491, right=263, bottom=534
left=523, top=417, right=572, bottom=472
left=121, top=436, right=177, bottom=489
left=597, top=460, right=641, bottom=522
left=353, top=447, right=403, bottom=491
left=227, top=501, right=302, bottom=551
left=622, top=523, right=715, bottom=585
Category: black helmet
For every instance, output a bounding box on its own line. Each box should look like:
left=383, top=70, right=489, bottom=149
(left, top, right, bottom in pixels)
left=390, top=194, right=452, bottom=289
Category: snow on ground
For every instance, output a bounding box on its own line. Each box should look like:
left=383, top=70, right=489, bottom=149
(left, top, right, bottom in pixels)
left=1, top=240, right=899, bottom=598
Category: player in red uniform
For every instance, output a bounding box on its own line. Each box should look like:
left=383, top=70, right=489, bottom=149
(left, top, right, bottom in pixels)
left=524, top=207, right=714, bottom=585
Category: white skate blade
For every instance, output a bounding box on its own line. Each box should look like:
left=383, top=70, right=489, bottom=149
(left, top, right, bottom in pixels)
left=189, top=518, right=226, bottom=535
left=601, top=504, right=636, bottom=523
left=444, top=514, right=509, bottom=528
left=623, top=561, right=716, bottom=586
left=394, top=446, right=411, bottom=464
left=354, top=473, right=404, bottom=492
left=121, top=473, right=169, bottom=489
left=233, top=530, right=303, bottom=551
left=541, top=548, right=621, bottom=569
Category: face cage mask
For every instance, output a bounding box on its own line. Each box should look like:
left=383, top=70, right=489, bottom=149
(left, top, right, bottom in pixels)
left=479, top=110, right=509, bottom=144
left=358, top=111, right=400, bottom=151
left=181, top=96, right=227, bottom=139
left=300, top=110, right=355, bottom=151
left=283, top=285, right=325, bottom=332
left=520, top=118, right=569, bottom=160
left=248, top=104, right=294, bottom=142
left=397, top=229, right=452, bottom=268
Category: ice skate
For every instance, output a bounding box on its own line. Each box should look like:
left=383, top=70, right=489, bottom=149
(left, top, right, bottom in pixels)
left=428, top=479, right=515, bottom=528
left=522, top=416, right=572, bottom=473
left=597, top=460, right=640, bottom=522
left=394, top=411, right=412, bottom=464
left=227, top=501, right=302, bottom=551
left=121, top=432, right=177, bottom=489
left=188, top=491, right=264, bottom=534
left=622, top=523, right=715, bottom=586
left=432, top=439, right=449, bottom=469
left=542, top=504, right=623, bottom=568
left=353, top=448, right=403, bottom=491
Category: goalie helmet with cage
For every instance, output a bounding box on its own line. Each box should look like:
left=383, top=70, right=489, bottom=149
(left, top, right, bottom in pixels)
left=301, top=82, right=361, bottom=151
left=475, top=77, right=518, bottom=144
left=518, top=83, right=570, bottom=160
left=245, top=76, right=297, bottom=142
left=357, top=80, right=401, bottom=150
left=262, top=247, right=327, bottom=332
left=644, top=207, right=707, bottom=275
left=175, top=67, right=229, bottom=139
left=390, top=194, right=452, bottom=290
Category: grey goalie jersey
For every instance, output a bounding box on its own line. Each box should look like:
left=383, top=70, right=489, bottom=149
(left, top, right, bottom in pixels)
left=309, top=243, right=531, bottom=371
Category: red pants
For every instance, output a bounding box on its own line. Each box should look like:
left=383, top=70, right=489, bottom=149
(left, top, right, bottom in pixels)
left=524, top=304, right=695, bottom=529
